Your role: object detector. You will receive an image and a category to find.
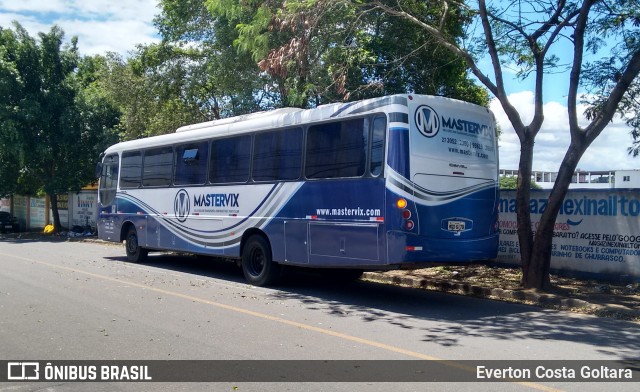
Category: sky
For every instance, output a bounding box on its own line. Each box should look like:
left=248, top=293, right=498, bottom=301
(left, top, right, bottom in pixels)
left=1, top=0, right=638, bottom=173
left=0, top=0, right=160, bottom=56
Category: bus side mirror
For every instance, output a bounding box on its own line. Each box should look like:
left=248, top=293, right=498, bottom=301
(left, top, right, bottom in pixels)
left=95, top=162, right=103, bottom=178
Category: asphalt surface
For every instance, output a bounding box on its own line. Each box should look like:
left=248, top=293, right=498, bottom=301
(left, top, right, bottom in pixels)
left=1, top=239, right=638, bottom=391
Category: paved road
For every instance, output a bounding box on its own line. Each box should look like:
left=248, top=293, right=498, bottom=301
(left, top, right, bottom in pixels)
left=0, top=239, right=638, bottom=391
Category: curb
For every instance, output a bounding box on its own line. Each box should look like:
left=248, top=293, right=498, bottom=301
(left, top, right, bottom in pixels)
left=362, top=272, right=640, bottom=319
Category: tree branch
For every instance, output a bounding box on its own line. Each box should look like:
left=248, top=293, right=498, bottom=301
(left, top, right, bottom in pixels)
left=477, top=0, right=527, bottom=135
left=568, top=0, right=594, bottom=135
left=531, top=0, right=567, bottom=41
left=370, top=1, right=498, bottom=94
left=438, top=0, right=449, bottom=32
left=584, top=48, right=640, bottom=143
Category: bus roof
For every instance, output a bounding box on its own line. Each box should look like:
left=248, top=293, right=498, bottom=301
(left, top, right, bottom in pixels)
left=174, top=108, right=304, bottom=133
left=102, top=94, right=486, bottom=154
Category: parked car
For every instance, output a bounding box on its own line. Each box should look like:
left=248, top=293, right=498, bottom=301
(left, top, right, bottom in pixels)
left=0, top=211, right=19, bottom=233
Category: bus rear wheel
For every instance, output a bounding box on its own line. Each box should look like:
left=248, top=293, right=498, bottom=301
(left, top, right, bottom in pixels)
left=125, top=226, right=148, bottom=263
left=241, top=235, right=280, bottom=286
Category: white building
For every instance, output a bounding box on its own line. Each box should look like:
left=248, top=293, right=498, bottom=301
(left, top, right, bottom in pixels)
left=500, top=169, right=640, bottom=189
left=616, top=170, right=640, bottom=188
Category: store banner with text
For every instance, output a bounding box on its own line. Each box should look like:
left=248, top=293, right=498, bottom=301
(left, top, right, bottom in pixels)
left=497, top=189, right=640, bottom=278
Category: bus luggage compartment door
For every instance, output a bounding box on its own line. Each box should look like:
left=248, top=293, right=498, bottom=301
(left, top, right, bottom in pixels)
left=284, top=220, right=309, bottom=264
left=308, top=222, right=380, bottom=265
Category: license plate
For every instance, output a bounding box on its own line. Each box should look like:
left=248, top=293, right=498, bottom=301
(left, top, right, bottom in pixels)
left=448, top=221, right=465, bottom=231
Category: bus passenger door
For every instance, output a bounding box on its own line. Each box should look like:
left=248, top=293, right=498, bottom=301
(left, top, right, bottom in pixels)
left=284, top=220, right=309, bottom=264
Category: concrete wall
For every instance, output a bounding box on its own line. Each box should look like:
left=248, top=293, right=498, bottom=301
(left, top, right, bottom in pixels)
left=497, top=189, right=640, bottom=279
left=6, top=191, right=98, bottom=231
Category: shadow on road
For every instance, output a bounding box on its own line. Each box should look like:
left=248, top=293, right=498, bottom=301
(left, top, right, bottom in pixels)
left=103, top=251, right=640, bottom=361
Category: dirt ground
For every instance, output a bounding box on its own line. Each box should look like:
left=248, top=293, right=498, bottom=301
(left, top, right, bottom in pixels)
left=364, top=264, right=640, bottom=322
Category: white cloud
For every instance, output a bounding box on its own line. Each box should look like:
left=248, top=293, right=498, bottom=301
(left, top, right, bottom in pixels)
left=492, top=91, right=639, bottom=172
left=0, top=0, right=160, bottom=56
left=70, top=0, right=158, bottom=21
left=0, top=0, right=158, bottom=20
left=0, top=12, right=49, bottom=32
left=0, top=0, right=67, bottom=14
left=54, top=18, right=159, bottom=56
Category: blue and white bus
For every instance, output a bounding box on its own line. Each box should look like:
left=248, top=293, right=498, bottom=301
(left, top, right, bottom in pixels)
left=97, top=94, right=499, bottom=285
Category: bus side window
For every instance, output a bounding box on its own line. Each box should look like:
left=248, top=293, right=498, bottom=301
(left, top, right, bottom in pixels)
left=253, top=128, right=302, bottom=182
left=210, top=135, right=252, bottom=183
left=306, top=118, right=367, bottom=179
left=120, top=151, right=142, bottom=188
left=371, top=116, right=386, bottom=177
left=143, top=147, right=174, bottom=187
left=175, top=141, right=209, bottom=185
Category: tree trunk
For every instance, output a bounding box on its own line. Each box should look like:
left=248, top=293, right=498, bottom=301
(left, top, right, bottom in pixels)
left=50, top=193, right=62, bottom=233
left=522, top=142, right=585, bottom=289
left=516, top=133, right=535, bottom=287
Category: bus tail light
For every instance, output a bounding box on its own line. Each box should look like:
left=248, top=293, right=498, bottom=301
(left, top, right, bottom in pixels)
left=405, top=220, right=415, bottom=230
left=396, top=197, right=415, bottom=231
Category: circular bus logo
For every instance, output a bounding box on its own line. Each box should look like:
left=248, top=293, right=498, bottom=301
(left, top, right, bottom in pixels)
left=415, top=105, right=440, bottom=138
left=174, top=189, right=190, bottom=222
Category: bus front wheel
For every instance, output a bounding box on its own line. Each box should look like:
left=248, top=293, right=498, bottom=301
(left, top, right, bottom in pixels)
left=125, top=226, right=148, bottom=263
left=241, top=235, right=280, bottom=286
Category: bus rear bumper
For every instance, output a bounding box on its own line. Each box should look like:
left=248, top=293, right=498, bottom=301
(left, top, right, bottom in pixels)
left=387, top=231, right=499, bottom=263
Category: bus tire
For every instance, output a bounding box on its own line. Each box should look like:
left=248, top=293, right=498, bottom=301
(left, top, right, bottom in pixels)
left=125, top=226, right=148, bottom=263
left=241, top=235, right=280, bottom=286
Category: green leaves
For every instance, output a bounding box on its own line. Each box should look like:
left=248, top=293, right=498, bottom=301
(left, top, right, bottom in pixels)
left=153, top=0, right=489, bottom=111
left=0, top=23, right=118, bottom=206
left=201, top=0, right=488, bottom=107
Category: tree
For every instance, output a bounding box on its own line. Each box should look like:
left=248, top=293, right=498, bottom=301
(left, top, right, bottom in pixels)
left=500, top=176, right=541, bottom=189
left=206, top=0, right=489, bottom=107
left=150, top=0, right=280, bottom=121
left=0, top=23, right=119, bottom=231
left=0, top=26, right=22, bottom=197
left=346, top=0, right=640, bottom=289
left=97, top=49, right=213, bottom=140
left=98, top=0, right=277, bottom=142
